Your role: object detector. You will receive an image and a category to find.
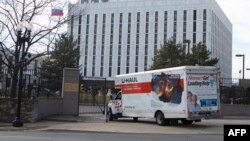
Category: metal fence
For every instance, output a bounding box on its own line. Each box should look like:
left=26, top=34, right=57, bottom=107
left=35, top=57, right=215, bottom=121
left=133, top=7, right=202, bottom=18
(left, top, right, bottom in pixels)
left=0, top=69, right=62, bottom=99
left=78, top=78, right=114, bottom=114
left=220, top=78, right=250, bottom=105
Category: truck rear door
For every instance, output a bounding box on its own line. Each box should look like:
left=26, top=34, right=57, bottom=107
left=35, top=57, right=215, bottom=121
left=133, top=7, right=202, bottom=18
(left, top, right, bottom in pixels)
left=186, top=73, right=220, bottom=119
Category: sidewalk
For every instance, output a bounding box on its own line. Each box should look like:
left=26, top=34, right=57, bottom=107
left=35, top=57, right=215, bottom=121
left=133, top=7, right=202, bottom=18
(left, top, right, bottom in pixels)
left=0, top=114, right=107, bottom=132
left=1, top=115, right=250, bottom=134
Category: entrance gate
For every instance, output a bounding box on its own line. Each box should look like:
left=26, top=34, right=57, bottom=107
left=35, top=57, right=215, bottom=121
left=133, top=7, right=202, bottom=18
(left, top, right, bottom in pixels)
left=79, top=77, right=113, bottom=115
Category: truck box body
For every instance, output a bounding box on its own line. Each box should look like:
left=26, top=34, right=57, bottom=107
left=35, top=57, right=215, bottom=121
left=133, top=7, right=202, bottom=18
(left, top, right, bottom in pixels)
left=108, top=66, right=220, bottom=124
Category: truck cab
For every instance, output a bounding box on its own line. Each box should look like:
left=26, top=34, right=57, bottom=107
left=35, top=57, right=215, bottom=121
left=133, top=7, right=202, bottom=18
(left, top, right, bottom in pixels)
left=108, top=91, right=122, bottom=121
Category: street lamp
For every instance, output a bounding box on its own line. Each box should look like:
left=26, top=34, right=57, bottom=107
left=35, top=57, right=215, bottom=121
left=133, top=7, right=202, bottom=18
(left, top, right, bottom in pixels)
left=235, top=54, right=245, bottom=79
left=183, top=39, right=191, bottom=65
left=12, top=22, right=32, bottom=127
left=183, top=39, right=191, bottom=55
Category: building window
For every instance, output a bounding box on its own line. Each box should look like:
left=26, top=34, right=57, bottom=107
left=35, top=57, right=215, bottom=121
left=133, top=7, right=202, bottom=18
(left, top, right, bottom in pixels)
left=183, top=10, right=187, bottom=21
left=183, top=10, right=187, bottom=33
left=193, top=21, right=196, bottom=32
left=126, top=13, right=132, bottom=73
left=70, top=15, right=74, bottom=37
left=173, top=11, right=177, bottom=40
left=100, top=14, right=106, bottom=76
left=183, top=22, right=187, bottom=32
left=193, top=10, right=197, bottom=21
left=174, top=11, right=177, bottom=21
left=135, top=12, right=140, bottom=71
left=164, top=11, right=168, bottom=41
left=154, top=11, right=158, bottom=55
left=155, top=11, right=158, bottom=22
left=203, top=33, right=206, bottom=44
left=84, top=14, right=90, bottom=76
left=146, top=12, right=149, bottom=22
left=203, top=9, right=207, bottom=21
left=183, top=33, right=186, bottom=41
left=137, top=12, right=140, bottom=22
left=87, top=14, right=90, bottom=23
left=92, top=14, right=98, bottom=75
left=128, top=13, right=131, bottom=23
left=203, top=21, right=207, bottom=32
left=109, top=13, right=114, bottom=77
left=203, top=9, right=207, bottom=44
left=193, top=33, right=196, bottom=44
left=109, top=67, right=112, bottom=77
left=117, top=13, right=123, bottom=75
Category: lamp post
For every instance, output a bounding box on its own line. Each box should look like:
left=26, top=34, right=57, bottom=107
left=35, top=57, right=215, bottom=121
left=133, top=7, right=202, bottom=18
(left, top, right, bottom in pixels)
left=235, top=54, right=245, bottom=80
left=12, top=22, right=32, bottom=127
left=184, top=39, right=191, bottom=65
left=183, top=39, right=191, bottom=55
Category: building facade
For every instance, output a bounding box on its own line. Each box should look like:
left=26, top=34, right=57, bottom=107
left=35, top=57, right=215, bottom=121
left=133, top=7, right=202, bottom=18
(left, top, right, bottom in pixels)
left=69, top=0, right=232, bottom=80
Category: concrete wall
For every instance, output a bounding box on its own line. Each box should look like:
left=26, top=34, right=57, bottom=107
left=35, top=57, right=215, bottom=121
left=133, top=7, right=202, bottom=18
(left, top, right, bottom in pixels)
left=37, top=98, right=63, bottom=120
left=62, top=68, right=79, bottom=116
left=0, top=97, right=63, bottom=122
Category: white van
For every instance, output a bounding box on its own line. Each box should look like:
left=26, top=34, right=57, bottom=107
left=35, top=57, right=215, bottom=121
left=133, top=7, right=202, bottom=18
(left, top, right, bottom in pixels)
left=108, top=66, right=221, bottom=125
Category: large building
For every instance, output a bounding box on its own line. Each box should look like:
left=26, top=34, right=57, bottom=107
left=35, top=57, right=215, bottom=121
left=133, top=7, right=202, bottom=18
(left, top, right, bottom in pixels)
left=68, top=0, right=232, bottom=80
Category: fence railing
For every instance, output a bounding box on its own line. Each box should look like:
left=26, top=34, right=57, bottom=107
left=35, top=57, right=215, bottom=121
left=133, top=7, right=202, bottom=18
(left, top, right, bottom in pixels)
left=0, top=70, right=62, bottom=99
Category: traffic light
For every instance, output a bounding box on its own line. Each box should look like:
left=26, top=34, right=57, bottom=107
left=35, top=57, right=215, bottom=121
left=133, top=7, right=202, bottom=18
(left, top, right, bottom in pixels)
left=80, top=84, right=85, bottom=92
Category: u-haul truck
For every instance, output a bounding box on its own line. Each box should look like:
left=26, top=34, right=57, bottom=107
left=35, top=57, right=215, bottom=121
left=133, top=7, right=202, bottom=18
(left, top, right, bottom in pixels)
left=108, top=66, right=221, bottom=125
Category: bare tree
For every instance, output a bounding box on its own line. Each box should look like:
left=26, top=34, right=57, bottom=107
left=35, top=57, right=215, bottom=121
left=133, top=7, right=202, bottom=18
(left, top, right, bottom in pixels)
left=0, top=0, right=83, bottom=97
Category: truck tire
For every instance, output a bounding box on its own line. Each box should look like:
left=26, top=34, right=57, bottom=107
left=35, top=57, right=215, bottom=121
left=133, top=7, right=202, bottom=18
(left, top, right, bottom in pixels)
left=108, top=109, right=114, bottom=121
left=181, top=119, right=193, bottom=125
left=155, top=112, right=166, bottom=126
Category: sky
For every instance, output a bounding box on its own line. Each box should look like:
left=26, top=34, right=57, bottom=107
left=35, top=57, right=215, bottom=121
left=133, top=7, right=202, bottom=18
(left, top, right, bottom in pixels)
left=216, top=0, right=250, bottom=79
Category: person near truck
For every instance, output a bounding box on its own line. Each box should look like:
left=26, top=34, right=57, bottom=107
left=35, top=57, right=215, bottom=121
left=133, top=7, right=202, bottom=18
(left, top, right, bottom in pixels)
left=188, top=94, right=200, bottom=114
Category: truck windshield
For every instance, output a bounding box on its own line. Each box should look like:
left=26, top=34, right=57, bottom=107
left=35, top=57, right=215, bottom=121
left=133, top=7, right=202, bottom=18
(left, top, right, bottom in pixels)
left=115, top=92, right=121, bottom=100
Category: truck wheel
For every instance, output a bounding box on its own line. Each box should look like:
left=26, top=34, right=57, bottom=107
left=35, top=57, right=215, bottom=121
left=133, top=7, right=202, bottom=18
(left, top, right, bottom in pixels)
left=108, top=109, right=114, bottom=121
left=181, top=119, right=193, bottom=125
left=155, top=112, right=166, bottom=126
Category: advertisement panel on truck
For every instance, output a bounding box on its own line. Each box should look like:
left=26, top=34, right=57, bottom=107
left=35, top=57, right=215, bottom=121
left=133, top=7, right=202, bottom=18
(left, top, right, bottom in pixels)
left=186, top=74, right=219, bottom=118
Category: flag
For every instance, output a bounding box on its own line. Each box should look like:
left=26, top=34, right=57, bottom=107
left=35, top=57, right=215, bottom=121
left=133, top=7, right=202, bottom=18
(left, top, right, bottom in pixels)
left=51, top=8, right=63, bottom=16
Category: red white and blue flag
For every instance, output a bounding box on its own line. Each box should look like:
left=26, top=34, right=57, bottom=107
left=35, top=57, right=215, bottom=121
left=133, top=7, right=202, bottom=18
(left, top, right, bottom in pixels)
left=51, top=8, right=63, bottom=16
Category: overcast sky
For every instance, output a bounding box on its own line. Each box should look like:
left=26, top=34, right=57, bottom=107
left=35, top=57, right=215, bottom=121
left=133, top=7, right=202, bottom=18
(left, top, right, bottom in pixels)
left=216, top=0, right=250, bottom=79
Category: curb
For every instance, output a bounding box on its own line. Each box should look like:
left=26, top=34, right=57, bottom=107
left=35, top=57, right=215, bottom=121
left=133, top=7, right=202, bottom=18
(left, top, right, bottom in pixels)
left=221, top=116, right=250, bottom=120
left=0, top=125, right=48, bottom=131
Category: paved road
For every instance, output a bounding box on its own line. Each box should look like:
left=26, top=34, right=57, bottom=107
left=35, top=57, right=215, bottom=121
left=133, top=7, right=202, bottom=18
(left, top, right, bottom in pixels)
left=0, top=131, right=223, bottom=141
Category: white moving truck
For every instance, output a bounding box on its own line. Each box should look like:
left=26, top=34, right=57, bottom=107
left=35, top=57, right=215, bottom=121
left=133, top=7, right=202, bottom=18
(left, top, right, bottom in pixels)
left=108, top=66, right=221, bottom=125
